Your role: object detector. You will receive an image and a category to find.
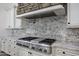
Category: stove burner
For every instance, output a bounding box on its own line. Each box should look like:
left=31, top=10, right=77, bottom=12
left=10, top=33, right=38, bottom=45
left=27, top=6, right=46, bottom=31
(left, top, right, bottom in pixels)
left=19, top=37, right=38, bottom=41
left=39, top=38, right=56, bottom=45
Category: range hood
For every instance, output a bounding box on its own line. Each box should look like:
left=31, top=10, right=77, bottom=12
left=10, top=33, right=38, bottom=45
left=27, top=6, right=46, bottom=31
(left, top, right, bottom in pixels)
left=16, top=4, right=65, bottom=19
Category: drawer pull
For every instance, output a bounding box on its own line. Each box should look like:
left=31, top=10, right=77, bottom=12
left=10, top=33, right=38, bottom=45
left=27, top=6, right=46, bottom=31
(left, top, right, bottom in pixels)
left=68, top=22, right=70, bottom=24
left=63, top=51, right=66, bottom=54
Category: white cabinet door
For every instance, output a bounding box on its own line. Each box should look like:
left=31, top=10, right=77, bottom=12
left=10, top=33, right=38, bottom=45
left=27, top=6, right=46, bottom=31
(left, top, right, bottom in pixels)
left=55, top=47, right=79, bottom=56
left=0, top=3, right=21, bottom=29
left=28, top=50, right=46, bottom=56
left=9, top=7, right=15, bottom=28
left=1, top=4, right=15, bottom=28
left=6, top=37, right=18, bottom=56
left=1, top=38, right=6, bottom=52
left=0, top=9, right=10, bottom=29
left=67, top=3, right=79, bottom=28
left=17, top=46, right=29, bottom=56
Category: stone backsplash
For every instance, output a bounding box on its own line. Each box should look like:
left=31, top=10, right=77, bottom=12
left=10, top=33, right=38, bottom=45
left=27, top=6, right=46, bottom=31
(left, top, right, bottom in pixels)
left=21, top=16, right=79, bottom=43
left=65, top=29, right=79, bottom=42
left=21, top=16, right=67, bottom=41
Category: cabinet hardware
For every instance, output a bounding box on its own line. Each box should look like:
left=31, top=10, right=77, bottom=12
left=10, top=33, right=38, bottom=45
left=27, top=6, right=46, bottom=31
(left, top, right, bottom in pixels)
left=63, top=51, right=66, bottom=54
left=68, top=22, right=70, bottom=24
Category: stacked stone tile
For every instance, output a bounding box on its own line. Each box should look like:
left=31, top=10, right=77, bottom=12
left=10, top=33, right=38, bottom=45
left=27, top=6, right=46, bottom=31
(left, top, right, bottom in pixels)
left=17, top=3, right=59, bottom=15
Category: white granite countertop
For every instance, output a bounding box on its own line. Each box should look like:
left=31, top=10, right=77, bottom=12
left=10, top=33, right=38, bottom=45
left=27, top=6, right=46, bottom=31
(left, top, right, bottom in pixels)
left=52, top=41, right=79, bottom=51
left=1, top=35, right=79, bottom=51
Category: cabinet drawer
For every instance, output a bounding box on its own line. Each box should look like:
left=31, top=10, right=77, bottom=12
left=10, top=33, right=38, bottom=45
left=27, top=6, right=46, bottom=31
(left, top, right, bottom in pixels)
left=17, top=46, right=29, bottom=56
left=55, top=47, right=79, bottom=56
left=1, top=45, right=5, bottom=51
left=18, top=50, right=28, bottom=56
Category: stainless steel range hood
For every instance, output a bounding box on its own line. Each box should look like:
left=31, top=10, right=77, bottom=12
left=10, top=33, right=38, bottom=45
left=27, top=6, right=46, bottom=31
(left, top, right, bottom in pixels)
left=16, top=4, right=65, bottom=19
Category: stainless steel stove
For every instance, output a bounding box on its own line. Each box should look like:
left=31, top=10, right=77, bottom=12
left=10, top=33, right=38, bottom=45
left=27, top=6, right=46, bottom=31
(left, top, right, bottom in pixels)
left=30, top=38, right=56, bottom=54
left=16, top=37, right=56, bottom=54
left=30, top=38, right=45, bottom=51
left=16, top=37, right=39, bottom=48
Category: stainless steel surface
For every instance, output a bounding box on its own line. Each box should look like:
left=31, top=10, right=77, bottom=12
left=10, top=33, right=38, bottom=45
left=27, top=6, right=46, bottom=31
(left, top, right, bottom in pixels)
left=16, top=37, right=39, bottom=48
left=30, top=38, right=56, bottom=54
left=16, top=37, right=56, bottom=54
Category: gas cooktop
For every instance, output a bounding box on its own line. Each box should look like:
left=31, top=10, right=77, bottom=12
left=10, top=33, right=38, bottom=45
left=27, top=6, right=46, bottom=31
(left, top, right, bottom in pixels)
left=16, top=37, right=56, bottom=54
left=19, top=37, right=39, bottom=41
left=39, top=38, right=56, bottom=45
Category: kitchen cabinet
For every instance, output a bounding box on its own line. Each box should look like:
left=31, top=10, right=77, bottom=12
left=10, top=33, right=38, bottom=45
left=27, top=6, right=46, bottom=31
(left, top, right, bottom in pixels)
left=3, top=4, right=15, bottom=28
left=28, top=50, right=44, bottom=56
left=17, top=46, right=40, bottom=56
left=1, top=38, right=6, bottom=52
left=54, top=47, right=79, bottom=56
left=17, top=46, right=50, bottom=56
left=1, top=37, right=53, bottom=56
left=0, top=3, right=21, bottom=29
left=1, top=38, right=11, bottom=55
left=7, top=37, right=18, bottom=56
left=67, top=3, right=79, bottom=28
left=10, top=38, right=18, bottom=56
left=9, top=6, right=15, bottom=28
left=17, top=46, right=29, bottom=56
left=1, top=37, right=18, bottom=56
left=9, top=4, right=21, bottom=28
left=4, top=38, right=11, bottom=54
left=0, top=8, right=10, bottom=29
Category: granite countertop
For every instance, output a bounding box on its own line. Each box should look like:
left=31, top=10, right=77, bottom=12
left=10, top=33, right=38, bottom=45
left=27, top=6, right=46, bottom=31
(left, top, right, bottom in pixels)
left=52, top=41, right=79, bottom=50
left=1, top=35, right=79, bottom=51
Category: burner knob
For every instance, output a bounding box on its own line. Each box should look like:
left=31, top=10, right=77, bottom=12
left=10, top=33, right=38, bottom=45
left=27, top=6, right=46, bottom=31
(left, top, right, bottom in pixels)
left=28, top=52, right=32, bottom=55
left=39, top=49, right=42, bottom=51
left=44, top=49, right=47, bottom=53
left=32, top=47, right=35, bottom=49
